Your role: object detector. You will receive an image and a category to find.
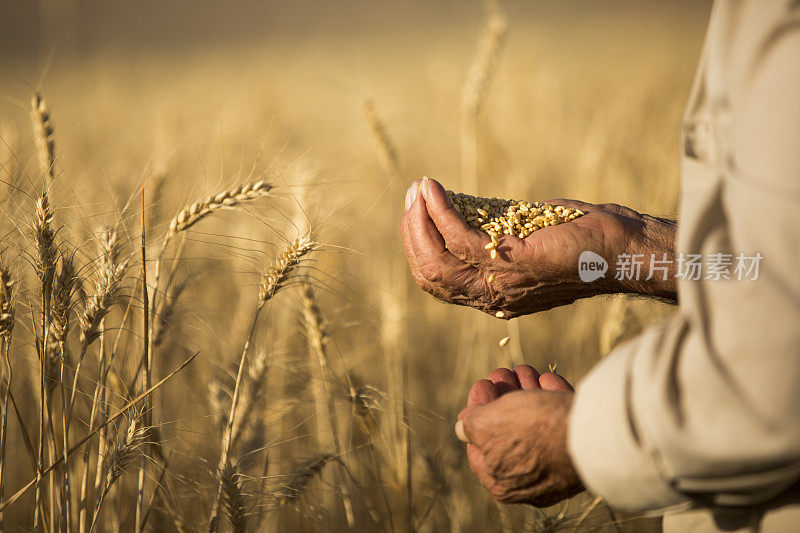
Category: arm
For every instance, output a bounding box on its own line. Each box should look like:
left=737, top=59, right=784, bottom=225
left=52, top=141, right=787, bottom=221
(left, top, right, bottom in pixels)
left=569, top=9, right=800, bottom=510
left=401, top=178, right=678, bottom=318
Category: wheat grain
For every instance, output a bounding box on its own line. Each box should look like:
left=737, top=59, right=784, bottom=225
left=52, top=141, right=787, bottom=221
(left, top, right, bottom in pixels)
left=447, top=189, right=584, bottom=242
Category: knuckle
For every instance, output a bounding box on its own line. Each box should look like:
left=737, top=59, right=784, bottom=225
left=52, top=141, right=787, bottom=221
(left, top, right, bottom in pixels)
left=418, top=260, right=443, bottom=283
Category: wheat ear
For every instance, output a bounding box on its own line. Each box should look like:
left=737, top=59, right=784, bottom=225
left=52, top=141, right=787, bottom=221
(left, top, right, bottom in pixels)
left=460, top=6, right=507, bottom=192
left=273, top=454, right=336, bottom=508
left=220, top=460, right=247, bottom=533
left=168, top=180, right=272, bottom=237
left=363, top=99, right=400, bottom=176
left=31, top=93, right=56, bottom=187
left=90, top=412, right=147, bottom=533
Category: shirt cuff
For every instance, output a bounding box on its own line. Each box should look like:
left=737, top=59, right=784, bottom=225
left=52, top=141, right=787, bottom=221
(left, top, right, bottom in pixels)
left=568, top=336, right=688, bottom=511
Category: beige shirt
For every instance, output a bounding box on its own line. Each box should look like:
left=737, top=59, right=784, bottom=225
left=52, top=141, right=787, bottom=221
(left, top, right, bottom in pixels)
left=568, top=1, right=800, bottom=531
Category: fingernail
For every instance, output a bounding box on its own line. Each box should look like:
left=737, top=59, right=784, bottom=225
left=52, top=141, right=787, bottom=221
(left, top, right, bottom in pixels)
left=420, top=176, right=430, bottom=199
left=404, top=181, right=419, bottom=211
left=455, top=420, right=469, bottom=443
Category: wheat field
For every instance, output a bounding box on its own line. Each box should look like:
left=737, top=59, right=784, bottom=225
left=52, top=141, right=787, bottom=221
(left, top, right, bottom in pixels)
left=0, top=2, right=710, bottom=531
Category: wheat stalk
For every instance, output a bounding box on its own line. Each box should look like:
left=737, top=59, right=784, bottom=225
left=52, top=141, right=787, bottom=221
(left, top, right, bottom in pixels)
left=0, top=263, right=13, bottom=530
left=208, top=235, right=316, bottom=532
left=32, top=193, right=57, bottom=531
left=50, top=255, right=78, bottom=533
left=0, top=351, right=199, bottom=515
left=31, top=93, right=56, bottom=186
left=300, top=284, right=355, bottom=526
left=135, top=191, right=150, bottom=533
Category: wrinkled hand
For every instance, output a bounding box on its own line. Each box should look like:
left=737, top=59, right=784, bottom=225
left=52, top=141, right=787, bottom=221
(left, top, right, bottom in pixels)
left=400, top=177, right=676, bottom=318
left=456, top=365, right=583, bottom=507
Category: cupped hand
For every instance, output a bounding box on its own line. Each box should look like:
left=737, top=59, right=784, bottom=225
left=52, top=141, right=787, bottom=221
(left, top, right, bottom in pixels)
left=456, top=365, right=583, bottom=507
left=400, top=177, right=675, bottom=318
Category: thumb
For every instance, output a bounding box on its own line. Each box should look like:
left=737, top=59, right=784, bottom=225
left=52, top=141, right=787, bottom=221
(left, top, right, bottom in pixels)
left=420, top=177, right=490, bottom=263
left=455, top=405, right=484, bottom=444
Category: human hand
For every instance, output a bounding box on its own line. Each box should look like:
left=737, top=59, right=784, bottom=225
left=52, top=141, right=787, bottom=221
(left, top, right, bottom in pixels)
left=401, top=177, right=676, bottom=318
left=455, top=365, right=584, bottom=507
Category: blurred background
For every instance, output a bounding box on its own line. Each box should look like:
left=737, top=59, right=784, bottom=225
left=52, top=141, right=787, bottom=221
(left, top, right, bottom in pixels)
left=1, top=1, right=711, bottom=531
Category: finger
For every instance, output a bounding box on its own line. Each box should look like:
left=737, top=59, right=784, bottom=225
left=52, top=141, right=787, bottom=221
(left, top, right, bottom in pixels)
left=539, top=372, right=575, bottom=392
left=487, top=368, right=519, bottom=396
left=404, top=180, right=421, bottom=211
left=467, top=379, right=499, bottom=406
left=513, top=365, right=541, bottom=390
left=457, top=405, right=486, bottom=446
left=420, top=178, right=493, bottom=264
left=466, top=443, right=490, bottom=482
left=401, top=207, right=425, bottom=285
left=405, top=191, right=468, bottom=285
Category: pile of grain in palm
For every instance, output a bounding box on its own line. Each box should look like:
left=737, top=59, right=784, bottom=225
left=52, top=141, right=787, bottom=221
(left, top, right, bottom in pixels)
left=445, top=190, right=584, bottom=258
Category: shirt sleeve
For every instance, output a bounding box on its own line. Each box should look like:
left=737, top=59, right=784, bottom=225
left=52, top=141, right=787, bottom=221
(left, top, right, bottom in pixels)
left=568, top=2, right=800, bottom=511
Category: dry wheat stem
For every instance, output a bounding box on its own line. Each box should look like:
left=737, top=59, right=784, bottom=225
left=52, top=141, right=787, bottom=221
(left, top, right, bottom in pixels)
left=33, top=193, right=56, bottom=532
left=0, top=350, right=199, bottom=514
left=145, top=179, right=274, bottom=419
left=301, top=284, right=355, bottom=527
left=208, top=236, right=315, bottom=532
left=81, top=291, right=135, bottom=533
left=135, top=191, right=150, bottom=533
left=90, top=414, right=147, bottom=533
left=0, top=264, right=13, bottom=529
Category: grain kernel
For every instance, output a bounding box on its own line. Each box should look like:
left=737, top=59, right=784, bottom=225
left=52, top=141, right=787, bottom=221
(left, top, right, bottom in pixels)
left=484, top=242, right=496, bottom=250
left=490, top=249, right=497, bottom=260
left=499, top=336, right=510, bottom=347
left=487, top=273, right=495, bottom=283
left=495, top=310, right=505, bottom=318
